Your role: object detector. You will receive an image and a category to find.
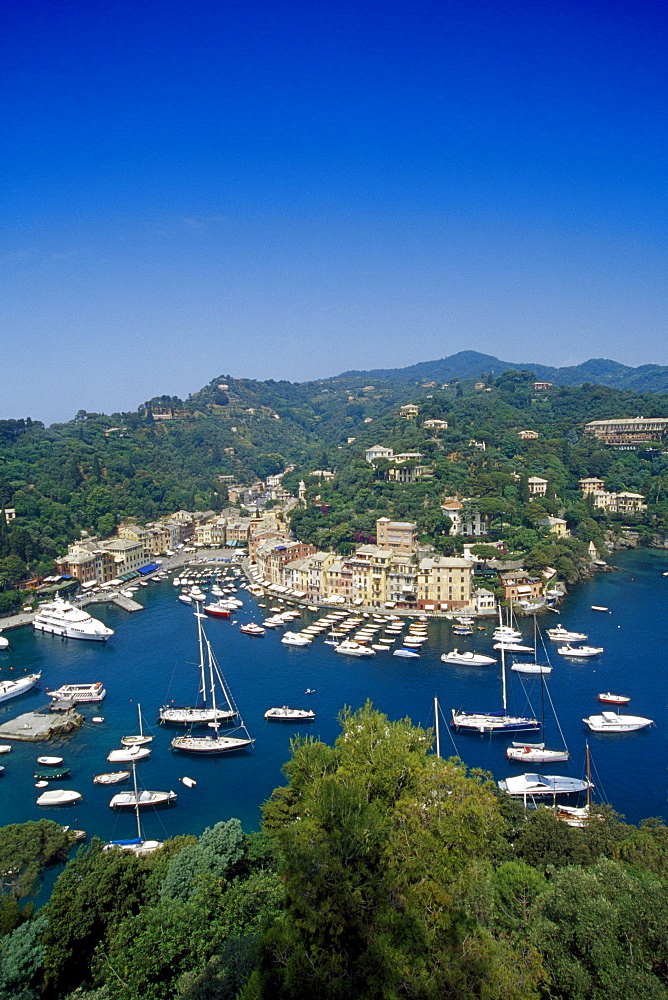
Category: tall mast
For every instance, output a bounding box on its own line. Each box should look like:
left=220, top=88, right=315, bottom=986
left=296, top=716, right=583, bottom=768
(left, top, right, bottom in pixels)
left=434, top=695, right=440, bottom=757
left=132, top=760, right=142, bottom=842
left=195, top=610, right=206, bottom=706
left=501, top=640, right=507, bottom=711
left=586, top=742, right=591, bottom=809
left=138, top=702, right=143, bottom=738
left=207, top=638, right=219, bottom=740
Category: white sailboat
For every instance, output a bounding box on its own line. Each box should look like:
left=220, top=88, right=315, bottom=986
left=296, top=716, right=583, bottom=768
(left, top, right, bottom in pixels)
left=104, top=762, right=163, bottom=855
left=171, top=620, right=253, bottom=755
left=510, top=615, right=553, bottom=674
left=507, top=625, right=569, bottom=763
left=121, top=702, right=154, bottom=747
left=159, top=610, right=238, bottom=726
left=451, top=636, right=539, bottom=734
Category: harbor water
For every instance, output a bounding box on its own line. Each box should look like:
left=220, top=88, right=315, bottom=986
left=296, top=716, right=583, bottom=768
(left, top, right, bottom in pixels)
left=0, top=547, right=666, bottom=842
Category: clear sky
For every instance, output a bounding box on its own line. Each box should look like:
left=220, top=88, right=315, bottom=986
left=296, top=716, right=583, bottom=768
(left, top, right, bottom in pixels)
left=2, top=0, right=667, bottom=425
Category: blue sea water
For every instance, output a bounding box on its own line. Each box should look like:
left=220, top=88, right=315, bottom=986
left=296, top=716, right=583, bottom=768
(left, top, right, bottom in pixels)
left=0, top=548, right=666, bottom=842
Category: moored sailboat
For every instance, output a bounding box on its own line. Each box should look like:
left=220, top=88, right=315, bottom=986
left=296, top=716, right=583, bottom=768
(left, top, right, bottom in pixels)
left=159, top=611, right=238, bottom=726
left=171, top=619, right=253, bottom=755
left=451, top=640, right=539, bottom=734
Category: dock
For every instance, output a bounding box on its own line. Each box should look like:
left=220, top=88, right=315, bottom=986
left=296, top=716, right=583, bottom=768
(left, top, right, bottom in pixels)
left=0, top=708, right=83, bottom=741
left=110, top=595, right=143, bottom=613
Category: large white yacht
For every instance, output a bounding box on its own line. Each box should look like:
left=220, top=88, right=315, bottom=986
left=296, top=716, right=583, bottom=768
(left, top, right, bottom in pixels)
left=33, top=596, right=114, bottom=641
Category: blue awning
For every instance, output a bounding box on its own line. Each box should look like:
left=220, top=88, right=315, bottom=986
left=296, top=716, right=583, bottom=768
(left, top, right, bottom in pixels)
left=137, top=563, right=160, bottom=575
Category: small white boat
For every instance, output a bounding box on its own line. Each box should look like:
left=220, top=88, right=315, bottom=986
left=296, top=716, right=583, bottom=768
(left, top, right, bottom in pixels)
left=0, top=636, right=8, bottom=649
left=37, top=789, right=82, bottom=806
left=557, top=644, right=603, bottom=658
left=181, top=776, right=197, bottom=788
left=597, top=692, right=630, bottom=704
left=510, top=662, right=552, bottom=675
left=441, top=649, right=496, bottom=667
left=591, top=606, right=609, bottom=612
left=239, top=622, right=265, bottom=635
left=498, top=773, right=592, bottom=798
left=546, top=626, right=587, bottom=642
left=264, top=706, right=315, bottom=721
left=94, top=771, right=131, bottom=785
left=0, top=745, right=11, bottom=754
left=493, top=642, right=534, bottom=653
left=281, top=632, right=311, bottom=646
left=107, top=746, right=152, bottom=763
left=37, top=756, right=64, bottom=766
left=583, top=711, right=653, bottom=733
left=121, top=703, right=154, bottom=747
left=393, top=648, right=420, bottom=658
left=506, top=743, right=570, bottom=763
left=178, top=593, right=193, bottom=604
left=35, top=780, right=48, bottom=788
left=334, top=640, right=375, bottom=657
left=92, top=716, right=104, bottom=723
left=109, top=789, right=177, bottom=809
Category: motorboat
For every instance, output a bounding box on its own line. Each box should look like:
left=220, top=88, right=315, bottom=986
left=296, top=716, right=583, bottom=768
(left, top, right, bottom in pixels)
left=239, top=623, right=265, bottom=635
left=107, top=745, right=152, bottom=763
left=498, top=773, right=593, bottom=798
left=203, top=601, right=231, bottom=619
left=94, top=771, right=131, bottom=785
left=393, top=648, right=420, bottom=658
left=36, top=788, right=82, bottom=806
left=0, top=746, right=11, bottom=754
left=557, top=644, right=603, bottom=658
left=597, top=693, right=630, bottom=704
left=505, top=743, right=570, bottom=763
left=0, top=672, right=41, bottom=704
left=440, top=650, right=496, bottom=667
left=546, top=625, right=587, bottom=642
left=281, top=632, right=311, bottom=646
left=33, top=596, right=114, bottom=641
left=178, top=593, right=193, bottom=604
left=37, top=755, right=64, bottom=766
left=109, top=789, right=177, bottom=809
left=583, top=711, right=653, bottom=733
left=334, top=640, right=375, bottom=657
left=264, top=706, right=315, bottom=721
left=0, top=636, right=8, bottom=649
left=46, top=682, right=106, bottom=703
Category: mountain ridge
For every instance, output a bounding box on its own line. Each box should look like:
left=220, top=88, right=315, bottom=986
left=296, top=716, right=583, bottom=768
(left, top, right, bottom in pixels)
left=332, top=350, right=668, bottom=393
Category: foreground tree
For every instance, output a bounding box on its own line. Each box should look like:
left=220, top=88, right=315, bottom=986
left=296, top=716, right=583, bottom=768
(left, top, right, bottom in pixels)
left=246, top=702, right=542, bottom=1000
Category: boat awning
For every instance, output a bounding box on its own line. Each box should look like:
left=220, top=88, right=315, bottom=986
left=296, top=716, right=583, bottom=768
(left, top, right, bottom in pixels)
left=138, top=563, right=161, bottom=575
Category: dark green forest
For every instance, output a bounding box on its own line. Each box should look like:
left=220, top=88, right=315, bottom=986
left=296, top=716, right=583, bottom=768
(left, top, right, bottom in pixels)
left=3, top=370, right=668, bottom=609
left=1, top=704, right=667, bottom=1000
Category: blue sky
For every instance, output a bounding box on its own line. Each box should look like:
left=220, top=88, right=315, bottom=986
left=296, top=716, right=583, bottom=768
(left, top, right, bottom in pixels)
left=2, top=0, right=667, bottom=424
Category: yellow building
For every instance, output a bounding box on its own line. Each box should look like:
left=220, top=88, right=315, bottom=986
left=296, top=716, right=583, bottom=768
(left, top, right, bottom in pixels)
left=416, top=556, right=473, bottom=610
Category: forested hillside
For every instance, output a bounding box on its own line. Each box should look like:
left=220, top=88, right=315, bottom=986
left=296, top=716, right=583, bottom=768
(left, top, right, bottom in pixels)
left=3, top=370, right=668, bottom=601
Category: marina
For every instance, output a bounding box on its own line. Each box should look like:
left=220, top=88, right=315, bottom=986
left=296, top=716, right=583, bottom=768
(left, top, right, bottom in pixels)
left=0, top=547, right=665, bottom=840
